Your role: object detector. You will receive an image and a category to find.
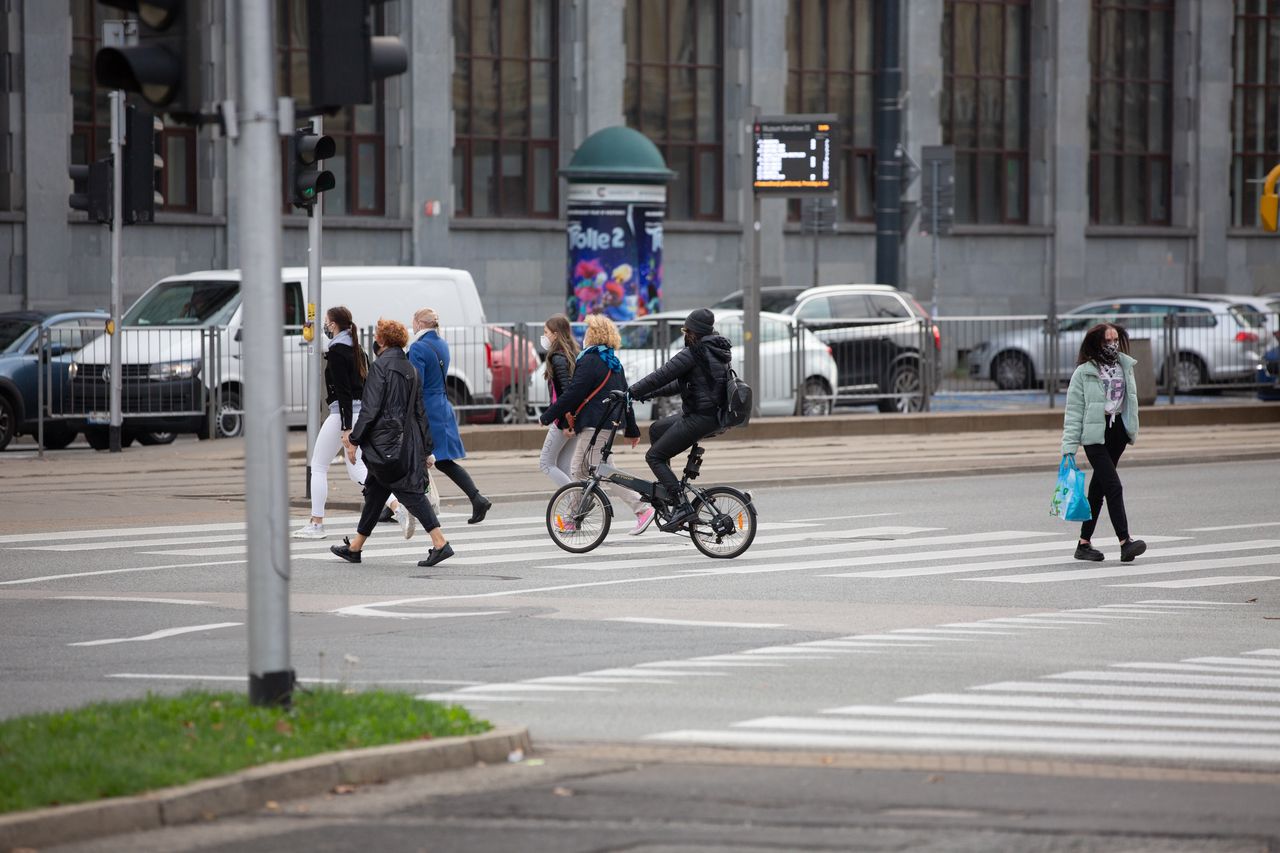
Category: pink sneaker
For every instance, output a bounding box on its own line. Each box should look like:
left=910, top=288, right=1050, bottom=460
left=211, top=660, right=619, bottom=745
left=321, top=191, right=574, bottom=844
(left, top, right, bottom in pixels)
left=629, top=508, right=656, bottom=536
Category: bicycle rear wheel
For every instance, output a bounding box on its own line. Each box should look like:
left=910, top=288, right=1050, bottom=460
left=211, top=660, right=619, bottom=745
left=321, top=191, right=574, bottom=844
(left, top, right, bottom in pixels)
left=688, top=486, right=757, bottom=558
left=546, top=481, right=612, bottom=554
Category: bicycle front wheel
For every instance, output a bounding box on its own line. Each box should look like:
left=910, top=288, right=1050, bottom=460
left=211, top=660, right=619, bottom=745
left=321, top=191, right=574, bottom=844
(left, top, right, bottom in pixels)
left=546, top=481, right=612, bottom=554
left=689, top=486, right=757, bottom=559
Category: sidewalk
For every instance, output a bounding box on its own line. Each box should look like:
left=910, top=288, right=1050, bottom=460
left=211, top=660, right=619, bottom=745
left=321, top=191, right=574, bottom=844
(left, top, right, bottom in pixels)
left=3, top=405, right=1277, bottom=534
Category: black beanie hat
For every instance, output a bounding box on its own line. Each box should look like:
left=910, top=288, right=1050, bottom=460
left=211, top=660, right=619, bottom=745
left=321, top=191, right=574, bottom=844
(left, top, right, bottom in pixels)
left=684, top=308, right=715, bottom=337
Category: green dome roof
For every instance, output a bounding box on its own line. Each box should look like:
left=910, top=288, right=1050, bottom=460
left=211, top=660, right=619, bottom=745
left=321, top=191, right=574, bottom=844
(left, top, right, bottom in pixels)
left=561, top=126, right=676, bottom=183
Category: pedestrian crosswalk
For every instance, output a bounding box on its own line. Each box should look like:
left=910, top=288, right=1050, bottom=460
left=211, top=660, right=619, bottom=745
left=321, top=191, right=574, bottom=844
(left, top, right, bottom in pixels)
left=1, top=512, right=1278, bottom=594
left=647, top=644, right=1280, bottom=767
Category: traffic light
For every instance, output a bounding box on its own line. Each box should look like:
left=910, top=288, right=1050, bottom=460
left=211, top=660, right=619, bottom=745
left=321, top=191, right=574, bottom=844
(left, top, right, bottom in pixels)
left=1260, top=164, right=1280, bottom=233
left=69, top=158, right=113, bottom=224
left=306, top=0, right=408, bottom=108
left=123, top=105, right=165, bottom=223
left=288, top=127, right=335, bottom=212
left=94, top=1, right=203, bottom=122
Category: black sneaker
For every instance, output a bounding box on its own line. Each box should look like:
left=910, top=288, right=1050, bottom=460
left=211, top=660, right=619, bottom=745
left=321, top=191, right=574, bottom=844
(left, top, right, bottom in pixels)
left=1120, top=539, right=1147, bottom=563
left=657, top=503, right=696, bottom=533
left=1074, top=543, right=1105, bottom=562
left=468, top=496, right=491, bottom=525
left=330, top=536, right=361, bottom=564
left=418, top=543, right=454, bottom=567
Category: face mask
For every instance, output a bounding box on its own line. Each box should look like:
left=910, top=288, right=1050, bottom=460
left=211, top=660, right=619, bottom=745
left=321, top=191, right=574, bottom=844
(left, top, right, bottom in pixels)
left=1102, top=342, right=1119, bottom=357
left=323, top=325, right=335, bottom=341
left=540, top=335, right=551, bottom=351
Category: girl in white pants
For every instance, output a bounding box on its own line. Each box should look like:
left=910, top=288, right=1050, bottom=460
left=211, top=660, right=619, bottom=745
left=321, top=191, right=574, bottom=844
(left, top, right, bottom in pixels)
left=538, top=313, right=581, bottom=488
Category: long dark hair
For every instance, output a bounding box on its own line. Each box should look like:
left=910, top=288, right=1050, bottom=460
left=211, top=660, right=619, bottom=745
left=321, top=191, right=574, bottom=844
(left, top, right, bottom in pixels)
left=1077, top=323, right=1130, bottom=367
left=327, top=306, right=369, bottom=381
left=542, top=313, right=579, bottom=381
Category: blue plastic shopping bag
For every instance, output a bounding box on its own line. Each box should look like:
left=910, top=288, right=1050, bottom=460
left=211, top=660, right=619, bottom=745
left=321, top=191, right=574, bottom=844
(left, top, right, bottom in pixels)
left=1050, top=455, right=1092, bottom=523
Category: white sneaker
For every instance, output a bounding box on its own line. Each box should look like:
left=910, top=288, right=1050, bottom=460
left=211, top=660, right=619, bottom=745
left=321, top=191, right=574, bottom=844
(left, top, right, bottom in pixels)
left=395, top=504, right=416, bottom=540
left=629, top=508, right=656, bottom=536
left=292, top=523, right=326, bottom=540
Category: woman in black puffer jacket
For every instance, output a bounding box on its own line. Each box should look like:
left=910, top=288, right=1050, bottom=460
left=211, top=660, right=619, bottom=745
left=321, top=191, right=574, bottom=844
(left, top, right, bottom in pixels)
left=537, top=313, right=580, bottom=488
left=628, top=308, right=732, bottom=530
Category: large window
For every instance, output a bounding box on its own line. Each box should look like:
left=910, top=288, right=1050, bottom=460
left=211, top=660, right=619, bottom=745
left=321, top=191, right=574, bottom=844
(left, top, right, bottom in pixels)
left=277, top=0, right=388, bottom=216
left=452, top=0, right=558, bottom=219
left=1232, top=1, right=1280, bottom=228
left=941, top=0, right=1030, bottom=224
left=624, top=0, right=723, bottom=221
left=70, top=0, right=196, bottom=212
left=1089, top=0, right=1173, bottom=225
left=785, top=0, right=875, bottom=222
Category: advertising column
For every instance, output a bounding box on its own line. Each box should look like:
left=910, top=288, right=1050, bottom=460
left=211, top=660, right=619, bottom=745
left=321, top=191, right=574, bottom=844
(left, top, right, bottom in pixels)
left=566, top=183, right=666, bottom=323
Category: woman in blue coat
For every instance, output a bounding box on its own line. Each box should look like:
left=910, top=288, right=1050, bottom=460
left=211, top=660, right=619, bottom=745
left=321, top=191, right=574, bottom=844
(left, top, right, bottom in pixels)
left=407, top=308, right=492, bottom=524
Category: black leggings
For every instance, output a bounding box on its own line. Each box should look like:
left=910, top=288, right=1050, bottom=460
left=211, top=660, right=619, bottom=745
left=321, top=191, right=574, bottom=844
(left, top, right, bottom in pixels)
left=647, top=413, right=720, bottom=498
left=357, top=476, right=441, bottom=538
left=434, top=458, right=481, bottom=502
left=1080, top=417, right=1130, bottom=543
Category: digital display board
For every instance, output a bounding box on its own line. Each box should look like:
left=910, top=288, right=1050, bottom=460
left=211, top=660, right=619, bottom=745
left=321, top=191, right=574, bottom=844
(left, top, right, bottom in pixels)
left=752, top=115, right=838, bottom=195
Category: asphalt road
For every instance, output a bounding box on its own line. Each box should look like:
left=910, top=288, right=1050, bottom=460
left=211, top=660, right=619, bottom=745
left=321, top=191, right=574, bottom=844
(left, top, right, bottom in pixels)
left=4, top=456, right=1280, bottom=850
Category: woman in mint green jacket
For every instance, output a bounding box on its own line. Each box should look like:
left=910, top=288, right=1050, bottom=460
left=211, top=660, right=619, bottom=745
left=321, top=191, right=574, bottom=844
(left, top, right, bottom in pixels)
left=1060, top=323, right=1146, bottom=563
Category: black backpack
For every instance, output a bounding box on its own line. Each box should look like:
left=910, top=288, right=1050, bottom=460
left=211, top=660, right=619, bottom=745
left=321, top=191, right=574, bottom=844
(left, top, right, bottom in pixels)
left=696, top=354, right=752, bottom=433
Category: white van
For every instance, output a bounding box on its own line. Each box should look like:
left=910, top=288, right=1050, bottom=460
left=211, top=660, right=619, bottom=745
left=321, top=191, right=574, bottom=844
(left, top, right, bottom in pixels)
left=67, top=266, right=492, bottom=439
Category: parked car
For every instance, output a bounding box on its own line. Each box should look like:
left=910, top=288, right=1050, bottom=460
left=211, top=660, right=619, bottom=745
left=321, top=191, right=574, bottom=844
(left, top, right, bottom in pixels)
left=0, top=310, right=107, bottom=450
left=712, top=286, right=809, bottom=314
left=781, top=284, right=941, bottom=413
left=1258, top=342, right=1280, bottom=401
left=1197, top=293, right=1280, bottom=341
left=967, top=296, right=1267, bottom=391
left=615, top=309, right=839, bottom=420
left=478, top=326, right=548, bottom=424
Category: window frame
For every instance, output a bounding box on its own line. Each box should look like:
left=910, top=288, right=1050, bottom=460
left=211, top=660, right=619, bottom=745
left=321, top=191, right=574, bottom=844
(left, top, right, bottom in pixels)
left=1230, top=1, right=1280, bottom=228
left=1088, top=0, right=1175, bottom=226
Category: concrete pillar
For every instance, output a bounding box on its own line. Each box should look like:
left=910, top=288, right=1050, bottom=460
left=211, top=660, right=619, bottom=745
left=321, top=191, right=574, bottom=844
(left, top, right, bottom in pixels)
left=21, top=2, right=71, bottom=308
left=410, top=0, right=454, bottom=267
left=1193, top=0, right=1231, bottom=292
left=749, top=0, right=786, bottom=288
left=1051, top=0, right=1090, bottom=310
left=902, top=0, right=943, bottom=302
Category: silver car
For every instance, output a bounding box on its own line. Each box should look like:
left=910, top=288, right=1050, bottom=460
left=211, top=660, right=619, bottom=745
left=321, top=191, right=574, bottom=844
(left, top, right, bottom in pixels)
left=967, top=296, right=1268, bottom=391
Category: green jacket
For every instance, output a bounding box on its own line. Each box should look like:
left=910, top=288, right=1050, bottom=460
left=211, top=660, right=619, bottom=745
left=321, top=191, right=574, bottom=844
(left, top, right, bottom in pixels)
left=1060, top=353, right=1139, bottom=455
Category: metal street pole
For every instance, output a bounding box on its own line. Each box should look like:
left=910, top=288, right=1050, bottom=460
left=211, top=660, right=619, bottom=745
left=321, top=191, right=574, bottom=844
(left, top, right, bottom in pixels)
left=108, top=88, right=125, bottom=454
left=236, top=0, right=293, bottom=706
left=874, top=0, right=902, bottom=287
left=743, top=107, right=761, bottom=417
left=304, top=116, right=325, bottom=502
left=930, top=159, right=940, bottom=320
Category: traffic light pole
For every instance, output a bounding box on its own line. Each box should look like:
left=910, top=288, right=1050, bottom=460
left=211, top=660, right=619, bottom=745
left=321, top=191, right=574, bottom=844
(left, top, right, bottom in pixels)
left=108, top=88, right=125, bottom=454
left=236, top=0, right=294, bottom=706
left=304, top=116, right=324, bottom=505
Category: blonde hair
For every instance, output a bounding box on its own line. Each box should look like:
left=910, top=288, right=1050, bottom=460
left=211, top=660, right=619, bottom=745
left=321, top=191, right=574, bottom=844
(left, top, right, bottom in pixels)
left=583, top=314, right=621, bottom=350
left=376, top=318, right=410, bottom=349
left=414, top=308, right=440, bottom=329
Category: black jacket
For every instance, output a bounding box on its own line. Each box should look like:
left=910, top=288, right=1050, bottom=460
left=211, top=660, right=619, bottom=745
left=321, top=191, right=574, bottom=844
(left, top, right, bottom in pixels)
left=629, top=335, right=732, bottom=417
left=349, top=347, right=433, bottom=492
left=539, top=349, right=639, bottom=438
left=546, top=351, right=575, bottom=430
left=324, top=341, right=365, bottom=430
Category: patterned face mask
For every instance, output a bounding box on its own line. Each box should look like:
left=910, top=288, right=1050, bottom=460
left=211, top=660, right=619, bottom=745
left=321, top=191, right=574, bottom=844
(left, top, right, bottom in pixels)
left=1102, top=342, right=1119, bottom=357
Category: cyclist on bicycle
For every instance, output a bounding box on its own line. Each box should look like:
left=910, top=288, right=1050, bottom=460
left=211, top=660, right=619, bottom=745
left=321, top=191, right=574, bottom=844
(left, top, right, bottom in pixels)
left=628, top=308, right=731, bottom=531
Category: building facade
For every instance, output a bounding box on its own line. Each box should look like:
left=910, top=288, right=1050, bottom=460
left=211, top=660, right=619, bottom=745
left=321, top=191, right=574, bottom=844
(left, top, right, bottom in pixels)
left=0, top=0, right=1275, bottom=321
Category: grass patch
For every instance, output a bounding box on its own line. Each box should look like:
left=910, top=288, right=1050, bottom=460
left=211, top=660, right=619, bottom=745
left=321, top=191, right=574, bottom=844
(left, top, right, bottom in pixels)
left=0, top=689, right=490, bottom=814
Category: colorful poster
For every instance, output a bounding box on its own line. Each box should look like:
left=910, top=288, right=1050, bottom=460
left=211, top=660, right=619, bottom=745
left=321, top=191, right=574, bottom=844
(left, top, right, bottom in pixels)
left=565, top=184, right=665, bottom=323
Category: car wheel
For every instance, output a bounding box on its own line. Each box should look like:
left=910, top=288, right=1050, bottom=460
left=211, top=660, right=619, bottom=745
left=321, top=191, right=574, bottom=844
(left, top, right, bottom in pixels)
left=500, top=387, right=527, bottom=425
left=0, top=395, right=14, bottom=451
left=1171, top=354, right=1207, bottom=392
left=878, top=362, right=924, bottom=414
left=136, top=431, right=177, bottom=446
left=800, top=378, right=832, bottom=416
left=198, top=387, right=243, bottom=439
left=39, top=422, right=78, bottom=450
left=992, top=351, right=1034, bottom=390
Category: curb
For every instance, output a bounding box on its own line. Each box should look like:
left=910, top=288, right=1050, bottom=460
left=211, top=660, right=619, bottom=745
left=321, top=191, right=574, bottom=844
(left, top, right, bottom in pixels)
left=0, top=726, right=530, bottom=851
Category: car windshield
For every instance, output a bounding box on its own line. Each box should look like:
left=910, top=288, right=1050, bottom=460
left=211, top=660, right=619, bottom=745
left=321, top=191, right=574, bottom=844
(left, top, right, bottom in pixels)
left=122, top=280, right=240, bottom=327
left=0, top=318, right=35, bottom=353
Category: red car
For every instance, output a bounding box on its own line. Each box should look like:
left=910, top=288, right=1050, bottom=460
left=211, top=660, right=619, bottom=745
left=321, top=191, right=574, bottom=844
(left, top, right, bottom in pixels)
left=472, top=326, right=543, bottom=424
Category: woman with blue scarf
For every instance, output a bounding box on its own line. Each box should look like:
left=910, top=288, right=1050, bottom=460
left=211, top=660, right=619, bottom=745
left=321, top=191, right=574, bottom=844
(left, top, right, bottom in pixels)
left=538, top=314, right=653, bottom=535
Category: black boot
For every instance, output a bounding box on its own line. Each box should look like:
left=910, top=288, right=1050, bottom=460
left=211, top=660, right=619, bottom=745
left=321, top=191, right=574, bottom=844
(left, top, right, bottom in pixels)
left=658, top=502, right=696, bottom=533
left=1120, top=539, right=1146, bottom=563
left=1074, top=542, right=1104, bottom=562
left=468, top=496, right=491, bottom=525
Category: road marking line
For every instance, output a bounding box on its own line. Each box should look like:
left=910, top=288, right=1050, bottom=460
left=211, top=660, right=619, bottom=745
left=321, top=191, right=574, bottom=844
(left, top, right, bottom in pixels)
left=643, top=730, right=1280, bottom=763
left=1112, top=662, right=1280, bottom=677
left=106, top=673, right=485, bottom=686
left=70, top=622, right=242, bottom=647
left=0, top=560, right=247, bottom=586
left=798, top=512, right=900, bottom=522
left=822, top=705, right=1280, bottom=731
left=900, top=692, right=1280, bottom=717
left=637, top=660, right=786, bottom=668
left=969, top=550, right=1280, bottom=584
left=0, top=517, right=367, bottom=545
left=1185, top=657, right=1280, bottom=669
left=822, top=537, right=1190, bottom=578
left=450, top=683, right=617, bottom=694
left=527, top=675, right=678, bottom=685
left=890, top=628, right=1017, bottom=636
left=794, top=642, right=927, bottom=649
left=1049, top=670, right=1280, bottom=689
left=973, top=681, right=1280, bottom=702
left=55, top=596, right=213, bottom=606
left=834, top=634, right=966, bottom=642
left=730, top=715, right=1280, bottom=746
left=1136, top=600, right=1257, bottom=606
left=1114, top=576, right=1280, bottom=589
left=607, top=617, right=787, bottom=629
left=421, top=693, right=555, bottom=703
left=1247, top=650, right=1280, bottom=656
left=23, top=534, right=250, bottom=552
left=1185, top=521, right=1280, bottom=532
left=585, top=668, right=727, bottom=678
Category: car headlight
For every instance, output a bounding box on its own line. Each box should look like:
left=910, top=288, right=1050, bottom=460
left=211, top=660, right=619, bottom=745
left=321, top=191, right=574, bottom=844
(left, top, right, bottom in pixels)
left=147, top=359, right=201, bottom=381
left=67, top=362, right=78, bottom=379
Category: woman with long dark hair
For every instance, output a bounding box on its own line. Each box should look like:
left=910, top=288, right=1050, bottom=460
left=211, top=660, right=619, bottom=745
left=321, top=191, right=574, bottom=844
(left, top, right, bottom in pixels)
left=537, top=313, right=580, bottom=488
left=1061, top=323, right=1145, bottom=562
left=293, top=306, right=412, bottom=541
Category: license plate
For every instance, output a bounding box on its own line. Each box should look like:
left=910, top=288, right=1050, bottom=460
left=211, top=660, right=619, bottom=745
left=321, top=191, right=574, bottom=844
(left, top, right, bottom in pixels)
left=87, top=412, right=110, bottom=425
